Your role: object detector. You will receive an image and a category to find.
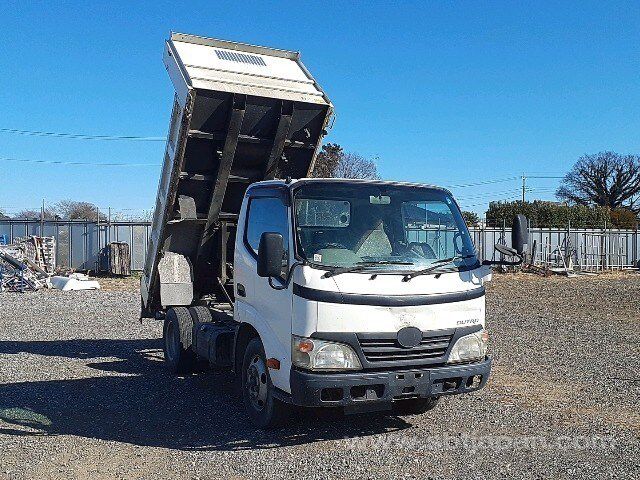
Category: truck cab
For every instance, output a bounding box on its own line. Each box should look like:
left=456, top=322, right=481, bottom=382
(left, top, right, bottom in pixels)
left=230, top=178, right=493, bottom=426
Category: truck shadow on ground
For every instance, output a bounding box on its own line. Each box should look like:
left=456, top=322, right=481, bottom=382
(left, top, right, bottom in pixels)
left=0, top=338, right=411, bottom=451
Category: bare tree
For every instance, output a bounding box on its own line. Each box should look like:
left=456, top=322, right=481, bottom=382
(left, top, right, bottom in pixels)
left=0, top=208, right=8, bottom=220
left=334, top=153, right=380, bottom=180
left=311, top=143, right=343, bottom=178
left=556, top=152, right=640, bottom=213
left=14, top=208, right=57, bottom=220
left=311, top=143, right=380, bottom=179
left=55, top=200, right=107, bottom=221
left=111, top=209, right=154, bottom=222
left=139, top=209, right=154, bottom=222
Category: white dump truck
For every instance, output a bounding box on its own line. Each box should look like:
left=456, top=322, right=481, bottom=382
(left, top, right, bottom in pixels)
left=142, top=32, right=528, bottom=428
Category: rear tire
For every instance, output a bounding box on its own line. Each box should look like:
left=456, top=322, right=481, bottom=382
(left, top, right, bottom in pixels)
left=241, top=337, right=289, bottom=429
left=163, top=307, right=197, bottom=374
left=393, top=397, right=440, bottom=415
left=188, top=306, right=213, bottom=372
left=188, top=305, right=212, bottom=324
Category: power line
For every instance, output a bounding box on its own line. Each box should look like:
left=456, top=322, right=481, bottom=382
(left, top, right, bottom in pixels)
left=456, top=188, right=528, bottom=201
left=459, top=196, right=522, bottom=208
left=445, top=173, right=563, bottom=190
left=524, top=171, right=565, bottom=177
left=0, top=127, right=165, bottom=142
left=459, top=187, right=560, bottom=209
left=0, top=156, right=160, bottom=167
left=520, top=174, right=565, bottom=201
left=526, top=175, right=564, bottom=179
left=446, top=174, right=563, bottom=190
left=444, top=176, right=520, bottom=189
left=527, top=187, right=559, bottom=192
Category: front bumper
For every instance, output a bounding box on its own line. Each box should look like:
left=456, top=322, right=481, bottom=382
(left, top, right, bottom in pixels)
left=289, top=356, right=492, bottom=410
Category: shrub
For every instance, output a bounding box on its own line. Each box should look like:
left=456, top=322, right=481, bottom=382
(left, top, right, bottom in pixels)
left=485, top=201, right=637, bottom=229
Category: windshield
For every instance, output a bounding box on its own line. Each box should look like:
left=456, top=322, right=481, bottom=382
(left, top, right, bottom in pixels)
left=293, top=182, right=478, bottom=272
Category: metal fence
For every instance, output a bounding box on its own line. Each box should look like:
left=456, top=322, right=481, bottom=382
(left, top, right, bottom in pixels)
left=0, top=220, right=152, bottom=272
left=470, top=226, right=640, bottom=269
left=1, top=220, right=638, bottom=271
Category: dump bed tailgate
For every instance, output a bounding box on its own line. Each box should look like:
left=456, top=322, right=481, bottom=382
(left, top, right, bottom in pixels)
left=169, top=33, right=328, bottom=105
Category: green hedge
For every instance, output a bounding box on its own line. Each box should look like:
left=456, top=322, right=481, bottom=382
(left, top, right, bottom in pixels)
left=486, top=201, right=637, bottom=228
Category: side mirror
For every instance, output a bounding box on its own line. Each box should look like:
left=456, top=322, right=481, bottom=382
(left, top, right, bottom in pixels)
left=511, top=214, right=528, bottom=255
left=257, top=232, right=284, bottom=278
left=482, top=216, right=529, bottom=266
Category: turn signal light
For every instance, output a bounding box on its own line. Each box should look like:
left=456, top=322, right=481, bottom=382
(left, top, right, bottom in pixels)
left=266, top=358, right=281, bottom=370
left=297, top=339, right=314, bottom=353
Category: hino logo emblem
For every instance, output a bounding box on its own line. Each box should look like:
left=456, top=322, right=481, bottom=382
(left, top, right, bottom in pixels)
left=397, top=326, right=423, bottom=348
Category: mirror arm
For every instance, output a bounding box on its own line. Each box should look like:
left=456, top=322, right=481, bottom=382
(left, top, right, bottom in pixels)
left=268, top=277, right=286, bottom=290
left=267, top=261, right=306, bottom=290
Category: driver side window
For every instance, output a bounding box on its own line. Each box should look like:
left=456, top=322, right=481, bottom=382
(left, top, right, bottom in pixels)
left=402, top=201, right=461, bottom=259
left=245, top=196, right=290, bottom=277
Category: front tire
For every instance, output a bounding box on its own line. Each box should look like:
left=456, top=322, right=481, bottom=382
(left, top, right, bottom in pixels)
left=241, top=337, right=289, bottom=429
left=163, top=307, right=197, bottom=374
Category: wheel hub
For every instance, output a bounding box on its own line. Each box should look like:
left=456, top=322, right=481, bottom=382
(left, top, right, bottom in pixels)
left=246, top=354, right=268, bottom=411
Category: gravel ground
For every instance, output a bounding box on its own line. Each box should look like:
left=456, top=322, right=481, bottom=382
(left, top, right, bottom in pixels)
left=0, top=273, right=639, bottom=479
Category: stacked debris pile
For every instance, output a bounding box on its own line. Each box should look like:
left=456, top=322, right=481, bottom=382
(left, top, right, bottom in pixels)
left=19, top=236, right=56, bottom=273
left=0, top=236, right=55, bottom=292
left=0, top=236, right=103, bottom=292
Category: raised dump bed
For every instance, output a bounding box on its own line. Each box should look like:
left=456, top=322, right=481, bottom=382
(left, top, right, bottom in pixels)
left=141, top=33, right=333, bottom=316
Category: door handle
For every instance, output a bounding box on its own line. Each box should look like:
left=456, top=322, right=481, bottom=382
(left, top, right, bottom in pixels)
left=237, top=283, right=246, bottom=297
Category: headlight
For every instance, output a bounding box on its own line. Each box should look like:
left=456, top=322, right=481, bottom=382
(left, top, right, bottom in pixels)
left=447, top=329, right=488, bottom=364
left=292, top=335, right=362, bottom=371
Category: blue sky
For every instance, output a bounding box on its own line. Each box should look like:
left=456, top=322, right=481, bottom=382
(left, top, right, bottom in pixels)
left=2, top=1, right=639, bottom=216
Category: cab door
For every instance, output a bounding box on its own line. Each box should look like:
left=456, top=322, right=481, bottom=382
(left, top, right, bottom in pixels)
left=238, top=191, right=293, bottom=390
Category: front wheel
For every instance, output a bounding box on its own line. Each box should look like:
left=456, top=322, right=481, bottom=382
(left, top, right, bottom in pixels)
left=241, top=337, right=289, bottom=429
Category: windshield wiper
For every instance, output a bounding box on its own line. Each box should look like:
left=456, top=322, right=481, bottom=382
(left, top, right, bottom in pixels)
left=322, top=260, right=414, bottom=279
left=401, top=255, right=476, bottom=282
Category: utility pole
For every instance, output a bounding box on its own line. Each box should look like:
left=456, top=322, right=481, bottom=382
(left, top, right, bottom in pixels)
left=521, top=175, right=526, bottom=203
left=108, top=207, right=111, bottom=245
left=40, top=199, right=45, bottom=236
left=96, top=206, right=101, bottom=274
